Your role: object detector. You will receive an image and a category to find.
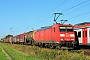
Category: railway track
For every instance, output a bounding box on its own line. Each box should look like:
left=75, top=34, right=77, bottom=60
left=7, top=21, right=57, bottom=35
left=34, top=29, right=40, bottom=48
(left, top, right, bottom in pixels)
left=80, top=49, right=90, bottom=56
left=79, top=45, right=90, bottom=56
left=69, top=45, right=90, bottom=56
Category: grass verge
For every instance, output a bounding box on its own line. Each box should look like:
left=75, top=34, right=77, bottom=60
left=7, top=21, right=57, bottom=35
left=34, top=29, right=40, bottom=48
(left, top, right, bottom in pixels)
left=0, top=47, right=8, bottom=60
left=0, top=43, right=90, bottom=60
left=0, top=43, right=45, bottom=60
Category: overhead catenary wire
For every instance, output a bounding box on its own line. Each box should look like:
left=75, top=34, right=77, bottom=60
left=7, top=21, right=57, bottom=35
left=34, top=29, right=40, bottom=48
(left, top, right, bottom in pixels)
left=4, top=0, right=90, bottom=38
left=35, top=14, right=53, bottom=25
left=26, top=0, right=90, bottom=31
left=63, top=1, right=90, bottom=19
left=68, top=12, right=90, bottom=19
left=61, top=0, right=90, bottom=23
left=66, top=2, right=90, bottom=15
left=34, top=0, right=68, bottom=21
left=24, top=14, right=53, bottom=31
left=62, top=0, right=90, bottom=13
left=26, top=0, right=68, bottom=30
left=35, top=0, right=90, bottom=25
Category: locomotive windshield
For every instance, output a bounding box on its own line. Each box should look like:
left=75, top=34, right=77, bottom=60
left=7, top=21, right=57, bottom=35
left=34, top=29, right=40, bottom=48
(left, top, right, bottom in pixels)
left=59, top=26, right=73, bottom=32
left=60, top=27, right=66, bottom=32
left=67, top=27, right=73, bottom=32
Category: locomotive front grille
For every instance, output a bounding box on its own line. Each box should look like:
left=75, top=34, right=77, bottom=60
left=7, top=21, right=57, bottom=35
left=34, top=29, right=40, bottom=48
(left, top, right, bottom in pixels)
left=60, top=41, right=74, bottom=47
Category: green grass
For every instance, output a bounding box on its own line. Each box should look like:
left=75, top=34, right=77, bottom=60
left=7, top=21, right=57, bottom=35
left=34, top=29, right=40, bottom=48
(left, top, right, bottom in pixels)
left=0, top=43, right=90, bottom=60
left=0, top=43, right=45, bottom=60
left=0, top=47, right=8, bottom=60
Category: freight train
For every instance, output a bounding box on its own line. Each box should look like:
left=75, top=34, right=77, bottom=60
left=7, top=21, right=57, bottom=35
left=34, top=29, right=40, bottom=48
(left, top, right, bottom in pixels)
left=2, top=22, right=90, bottom=49
left=3, top=23, right=78, bottom=49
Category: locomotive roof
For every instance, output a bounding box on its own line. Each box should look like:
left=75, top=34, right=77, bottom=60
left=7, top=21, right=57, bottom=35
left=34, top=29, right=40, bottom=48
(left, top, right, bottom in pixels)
left=37, top=24, right=73, bottom=31
left=37, top=26, right=52, bottom=31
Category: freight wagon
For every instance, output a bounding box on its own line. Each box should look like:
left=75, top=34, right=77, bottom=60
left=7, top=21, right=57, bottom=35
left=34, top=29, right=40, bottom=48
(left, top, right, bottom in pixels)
left=25, top=31, right=34, bottom=45
left=3, top=38, right=10, bottom=43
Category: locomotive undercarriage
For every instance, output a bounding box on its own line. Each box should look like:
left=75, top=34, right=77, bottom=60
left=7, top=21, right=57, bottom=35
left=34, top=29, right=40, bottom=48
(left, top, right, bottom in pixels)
left=33, top=41, right=75, bottom=49
left=58, top=41, right=75, bottom=49
left=24, top=39, right=75, bottom=49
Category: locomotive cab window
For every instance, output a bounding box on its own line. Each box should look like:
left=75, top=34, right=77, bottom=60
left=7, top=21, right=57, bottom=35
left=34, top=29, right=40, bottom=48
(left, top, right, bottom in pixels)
left=54, top=27, right=56, bottom=32
left=66, top=27, right=73, bottom=32
left=59, top=27, right=66, bottom=32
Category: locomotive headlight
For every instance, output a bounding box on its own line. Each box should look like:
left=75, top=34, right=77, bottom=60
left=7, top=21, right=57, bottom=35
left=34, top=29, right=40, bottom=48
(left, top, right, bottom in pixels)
left=60, top=34, right=65, bottom=36
left=70, top=34, right=74, bottom=37
left=60, top=38, right=64, bottom=41
left=71, top=39, right=74, bottom=40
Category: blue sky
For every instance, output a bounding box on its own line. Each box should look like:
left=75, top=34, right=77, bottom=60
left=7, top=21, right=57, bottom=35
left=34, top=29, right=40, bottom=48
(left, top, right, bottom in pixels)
left=0, top=0, right=90, bottom=39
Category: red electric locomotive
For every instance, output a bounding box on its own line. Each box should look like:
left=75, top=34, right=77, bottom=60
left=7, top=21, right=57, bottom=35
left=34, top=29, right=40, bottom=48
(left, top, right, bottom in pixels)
left=33, top=13, right=77, bottom=49
left=34, top=23, right=76, bottom=49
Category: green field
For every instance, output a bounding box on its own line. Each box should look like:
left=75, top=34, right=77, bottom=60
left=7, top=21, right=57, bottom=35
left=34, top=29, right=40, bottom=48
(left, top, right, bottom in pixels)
left=0, top=47, right=8, bottom=60
left=0, top=42, right=90, bottom=60
left=0, top=43, right=45, bottom=60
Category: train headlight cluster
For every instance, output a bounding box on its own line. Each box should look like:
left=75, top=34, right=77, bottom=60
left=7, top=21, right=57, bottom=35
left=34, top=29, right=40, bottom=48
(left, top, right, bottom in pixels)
left=71, top=39, right=74, bottom=40
left=60, top=38, right=64, bottom=41
left=60, top=34, right=65, bottom=36
left=70, top=34, right=74, bottom=37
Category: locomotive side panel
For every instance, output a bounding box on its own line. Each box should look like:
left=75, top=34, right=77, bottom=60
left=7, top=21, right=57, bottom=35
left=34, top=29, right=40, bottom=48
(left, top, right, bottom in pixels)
left=44, top=28, right=52, bottom=42
left=34, top=27, right=52, bottom=43
left=35, top=31, right=40, bottom=41
left=52, top=25, right=60, bottom=43
left=40, top=30, right=45, bottom=41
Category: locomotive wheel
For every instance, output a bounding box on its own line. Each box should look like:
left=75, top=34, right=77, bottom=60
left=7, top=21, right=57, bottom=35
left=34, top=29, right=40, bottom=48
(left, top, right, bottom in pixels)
left=56, top=44, right=61, bottom=50
left=56, top=46, right=61, bottom=49
left=40, top=43, right=44, bottom=48
left=45, top=43, right=49, bottom=48
left=50, top=44, right=56, bottom=49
